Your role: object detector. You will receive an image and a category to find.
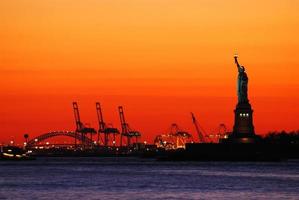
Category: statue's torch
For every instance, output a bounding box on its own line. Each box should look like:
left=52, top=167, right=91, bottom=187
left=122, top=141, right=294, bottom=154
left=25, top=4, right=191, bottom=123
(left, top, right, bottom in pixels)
left=234, top=53, right=239, bottom=65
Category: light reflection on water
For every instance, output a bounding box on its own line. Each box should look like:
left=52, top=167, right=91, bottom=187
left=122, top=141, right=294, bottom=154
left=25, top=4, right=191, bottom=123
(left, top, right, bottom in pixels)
left=0, top=157, right=299, bottom=200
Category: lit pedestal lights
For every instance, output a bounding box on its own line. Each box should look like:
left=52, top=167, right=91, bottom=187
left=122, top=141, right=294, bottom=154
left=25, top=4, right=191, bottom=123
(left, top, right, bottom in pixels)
left=230, top=102, right=256, bottom=142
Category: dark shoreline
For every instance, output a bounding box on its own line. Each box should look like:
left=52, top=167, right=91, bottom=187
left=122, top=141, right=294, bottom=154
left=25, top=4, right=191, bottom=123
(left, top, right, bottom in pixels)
left=3, top=143, right=296, bottom=162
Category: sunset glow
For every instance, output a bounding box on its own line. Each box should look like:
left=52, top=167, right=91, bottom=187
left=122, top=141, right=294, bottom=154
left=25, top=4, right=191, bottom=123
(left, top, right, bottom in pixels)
left=1, top=0, right=298, bottom=144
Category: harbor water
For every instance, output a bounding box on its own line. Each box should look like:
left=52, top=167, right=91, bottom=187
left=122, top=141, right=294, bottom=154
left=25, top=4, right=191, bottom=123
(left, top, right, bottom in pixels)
left=0, top=157, right=299, bottom=199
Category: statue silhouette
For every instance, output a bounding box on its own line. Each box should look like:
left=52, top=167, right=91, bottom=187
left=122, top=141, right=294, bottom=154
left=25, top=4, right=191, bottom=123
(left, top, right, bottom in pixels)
left=234, top=55, right=248, bottom=103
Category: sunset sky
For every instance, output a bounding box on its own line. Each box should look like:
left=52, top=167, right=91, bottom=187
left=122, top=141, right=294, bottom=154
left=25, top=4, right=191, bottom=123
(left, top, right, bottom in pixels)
left=0, top=0, right=298, bottom=144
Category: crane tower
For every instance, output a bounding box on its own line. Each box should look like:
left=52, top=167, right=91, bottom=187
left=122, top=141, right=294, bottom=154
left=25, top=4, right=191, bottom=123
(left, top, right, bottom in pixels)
left=118, top=106, right=141, bottom=147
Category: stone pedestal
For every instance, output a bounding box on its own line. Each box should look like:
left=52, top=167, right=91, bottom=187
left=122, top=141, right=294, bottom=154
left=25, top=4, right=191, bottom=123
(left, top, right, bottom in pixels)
left=230, top=101, right=256, bottom=141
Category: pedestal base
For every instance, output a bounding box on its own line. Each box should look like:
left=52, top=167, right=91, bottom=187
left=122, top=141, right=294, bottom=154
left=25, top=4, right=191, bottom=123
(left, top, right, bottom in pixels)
left=230, top=101, right=255, bottom=141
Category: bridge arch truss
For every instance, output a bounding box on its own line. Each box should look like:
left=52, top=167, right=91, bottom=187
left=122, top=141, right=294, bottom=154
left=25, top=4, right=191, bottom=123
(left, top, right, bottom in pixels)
left=26, top=131, right=94, bottom=147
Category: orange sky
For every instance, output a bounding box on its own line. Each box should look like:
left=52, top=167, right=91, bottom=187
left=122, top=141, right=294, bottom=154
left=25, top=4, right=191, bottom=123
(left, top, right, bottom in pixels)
left=0, top=0, right=299, bottom=144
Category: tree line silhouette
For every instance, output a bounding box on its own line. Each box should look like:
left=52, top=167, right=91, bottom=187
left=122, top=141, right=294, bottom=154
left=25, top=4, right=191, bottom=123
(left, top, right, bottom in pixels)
left=263, top=130, right=299, bottom=144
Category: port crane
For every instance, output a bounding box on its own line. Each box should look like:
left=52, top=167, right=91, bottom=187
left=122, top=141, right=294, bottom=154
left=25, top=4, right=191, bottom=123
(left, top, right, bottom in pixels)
left=154, top=123, right=193, bottom=150
left=191, top=112, right=209, bottom=143
left=73, top=102, right=96, bottom=148
left=118, top=106, right=141, bottom=147
left=95, top=102, right=119, bottom=146
left=170, top=123, right=193, bottom=149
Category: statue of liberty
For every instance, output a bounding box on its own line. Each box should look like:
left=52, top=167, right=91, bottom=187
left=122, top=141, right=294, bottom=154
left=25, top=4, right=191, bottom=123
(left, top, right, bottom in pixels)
left=231, top=54, right=256, bottom=139
left=234, top=54, right=248, bottom=103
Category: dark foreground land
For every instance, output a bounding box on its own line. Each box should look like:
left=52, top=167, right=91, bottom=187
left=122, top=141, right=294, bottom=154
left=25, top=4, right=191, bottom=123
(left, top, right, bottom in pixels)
left=2, top=132, right=299, bottom=161
left=161, top=143, right=299, bottom=161
left=14, top=142, right=299, bottom=162
left=158, top=132, right=299, bottom=161
left=2, top=143, right=299, bottom=162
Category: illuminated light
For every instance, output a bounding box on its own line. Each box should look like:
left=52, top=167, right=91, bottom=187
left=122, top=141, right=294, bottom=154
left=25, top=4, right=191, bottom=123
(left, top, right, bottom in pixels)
left=27, top=150, right=32, bottom=153
left=24, top=142, right=27, bottom=146
left=8, top=149, right=12, bottom=152
left=10, top=141, right=14, bottom=144
left=239, top=113, right=242, bottom=117
left=34, top=139, right=38, bottom=142
left=112, top=141, right=116, bottom=144
left=144, top=141, right=147, bottom=144
left=246, top=113, right=249, bottom=117
left=94, top=141, right=97, bottom=144
left=241, top=138, right=249, bottom=142
left=3, top=153, right=14, bottom=157
left=46, top=142, right=49, bottom=145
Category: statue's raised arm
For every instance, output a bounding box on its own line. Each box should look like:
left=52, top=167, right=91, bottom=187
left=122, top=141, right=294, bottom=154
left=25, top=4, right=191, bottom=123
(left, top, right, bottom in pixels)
left=234, top=54, right=241, bottom=70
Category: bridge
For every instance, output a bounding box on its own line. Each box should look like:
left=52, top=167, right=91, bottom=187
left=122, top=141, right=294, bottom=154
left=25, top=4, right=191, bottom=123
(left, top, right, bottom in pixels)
left=26, top=131, right=94, bottom=148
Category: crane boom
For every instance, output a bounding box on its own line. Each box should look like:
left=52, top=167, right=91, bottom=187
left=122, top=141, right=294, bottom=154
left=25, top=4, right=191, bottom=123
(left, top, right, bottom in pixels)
left=73, top=102, right=83, bottom=147
left=73, top=102, right=83, bottom=131
left=72, top=102, right=97, bottom=148
left=96, top=102, right=106, bottom=132
left=118, top=106, right=129, bottom=146
left=118, top=106, right=129, bottom=134
left=191, top=112, right=206, bottom=143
